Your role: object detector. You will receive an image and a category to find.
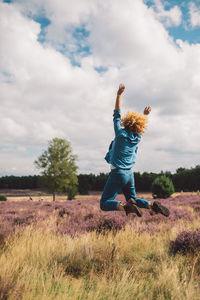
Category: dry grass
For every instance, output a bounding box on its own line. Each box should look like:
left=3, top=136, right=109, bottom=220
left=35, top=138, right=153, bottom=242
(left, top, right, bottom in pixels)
left=0, top=216, right=200, bottom=300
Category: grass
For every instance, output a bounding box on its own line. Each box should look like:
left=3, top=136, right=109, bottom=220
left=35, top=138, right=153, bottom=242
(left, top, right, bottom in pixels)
left=0, top=216, right=200, bottom=300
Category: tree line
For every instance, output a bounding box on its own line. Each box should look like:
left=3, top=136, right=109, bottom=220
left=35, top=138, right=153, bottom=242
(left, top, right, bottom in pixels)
left=0, top=165, right=199, bottom=193
left=78, top=166, right=200, bottom=193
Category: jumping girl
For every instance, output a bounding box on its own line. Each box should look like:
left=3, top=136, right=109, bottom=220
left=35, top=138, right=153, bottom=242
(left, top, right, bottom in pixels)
left=100, top=84, right=170, bottom=217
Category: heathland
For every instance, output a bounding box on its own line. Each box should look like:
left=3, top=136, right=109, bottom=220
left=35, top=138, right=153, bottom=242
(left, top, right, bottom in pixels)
left=0, top=192, right=200, bottom=300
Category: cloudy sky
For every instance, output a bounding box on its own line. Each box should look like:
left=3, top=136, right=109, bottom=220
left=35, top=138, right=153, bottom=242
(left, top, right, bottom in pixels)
left=0, top=0, right=200, bottom=176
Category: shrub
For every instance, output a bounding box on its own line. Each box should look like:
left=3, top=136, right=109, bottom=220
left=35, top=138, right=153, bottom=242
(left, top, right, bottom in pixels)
left=0, top=195, right=7, bottom=201
left=170, top=229, right=200, bottom=255
left=96, top=216, right=126, bottom=234
left=152, top=175, right=174, bottom=199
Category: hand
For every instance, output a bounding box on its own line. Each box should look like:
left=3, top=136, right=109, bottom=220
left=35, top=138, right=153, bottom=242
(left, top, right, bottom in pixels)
left=144, top=105, right=151, bottom=115
left=117, top=83, right=125, bottom=95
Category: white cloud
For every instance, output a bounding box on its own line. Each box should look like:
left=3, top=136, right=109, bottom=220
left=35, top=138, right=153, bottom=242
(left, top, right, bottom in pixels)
left=0, top=0, right=200, bottom=176
left=149, top=0, right=182, bottom=28
left=1, top=117, right=27, bottom=139
left=189, top=2, right=200, bottom=28
left=10, top=0, right=97, bottom=55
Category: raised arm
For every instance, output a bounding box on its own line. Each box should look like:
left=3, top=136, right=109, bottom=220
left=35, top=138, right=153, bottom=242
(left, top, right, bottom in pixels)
left=113, top=84, right=125, bottom=136
left=115, top=83, right=125, bottom=109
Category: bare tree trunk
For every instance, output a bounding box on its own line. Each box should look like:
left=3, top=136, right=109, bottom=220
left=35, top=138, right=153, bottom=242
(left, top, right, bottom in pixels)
left=53, top=192, right=56, bottom=201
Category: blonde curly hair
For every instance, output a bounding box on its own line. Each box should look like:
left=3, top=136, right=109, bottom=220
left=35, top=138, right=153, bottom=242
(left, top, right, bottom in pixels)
left=122, top=111, right=147, bottom=135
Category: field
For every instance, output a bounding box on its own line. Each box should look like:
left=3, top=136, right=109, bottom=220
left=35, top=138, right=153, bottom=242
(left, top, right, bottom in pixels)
left=0, top=191, right=200, bottom=300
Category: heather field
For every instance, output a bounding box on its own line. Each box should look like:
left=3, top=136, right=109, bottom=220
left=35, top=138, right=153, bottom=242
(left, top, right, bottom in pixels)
left=0, top=193, right=200, bottom=300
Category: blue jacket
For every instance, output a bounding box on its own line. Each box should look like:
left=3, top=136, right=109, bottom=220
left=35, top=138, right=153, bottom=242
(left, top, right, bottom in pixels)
left=105, top=109, right=141, bottom=169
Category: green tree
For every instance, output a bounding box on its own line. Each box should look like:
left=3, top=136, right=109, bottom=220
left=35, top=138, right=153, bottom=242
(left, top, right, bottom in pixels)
left=34, top=138, right=78, bottom=201
left=152, top=175, right=175, bottom=199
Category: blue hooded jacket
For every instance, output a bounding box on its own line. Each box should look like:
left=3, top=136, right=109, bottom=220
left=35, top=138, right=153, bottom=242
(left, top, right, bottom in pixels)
left=105, top=109, right=141, bottom=169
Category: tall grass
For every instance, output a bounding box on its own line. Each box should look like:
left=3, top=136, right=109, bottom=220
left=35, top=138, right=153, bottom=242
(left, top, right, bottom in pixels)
left=0, top=217, right=200, bottom=300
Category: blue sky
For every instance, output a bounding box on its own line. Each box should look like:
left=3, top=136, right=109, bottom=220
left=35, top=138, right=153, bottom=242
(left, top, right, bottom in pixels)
left=4, top=2, right=200, bottom=44
left=0, top=0, right=200, bottom=176
left=146, top=0, right=200, bottom=43
left=3, top=0, right=200, bottom=63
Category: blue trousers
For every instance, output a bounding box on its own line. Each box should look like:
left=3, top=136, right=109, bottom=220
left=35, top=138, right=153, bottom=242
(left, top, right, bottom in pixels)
left=100, top=169, right=150, bottom=211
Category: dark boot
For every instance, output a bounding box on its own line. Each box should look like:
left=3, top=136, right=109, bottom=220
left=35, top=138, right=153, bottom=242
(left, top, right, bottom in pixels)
left=123, top=202, right=142, bottom=217
left=127, top=198, right=137, bottom=206
left=152, top=201, right=170, bottom=217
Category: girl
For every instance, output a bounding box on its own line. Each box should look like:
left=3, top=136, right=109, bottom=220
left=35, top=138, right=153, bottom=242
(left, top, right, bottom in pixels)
left=100, top=84, right=170, bottom=217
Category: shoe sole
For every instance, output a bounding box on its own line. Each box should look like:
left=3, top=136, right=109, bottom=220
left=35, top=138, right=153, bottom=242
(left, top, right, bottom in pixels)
left=126, top=202, right=142, bottom=217
left=153, top=201, right=170, bottom=217
left=132, top=204, right=142, bottom=217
